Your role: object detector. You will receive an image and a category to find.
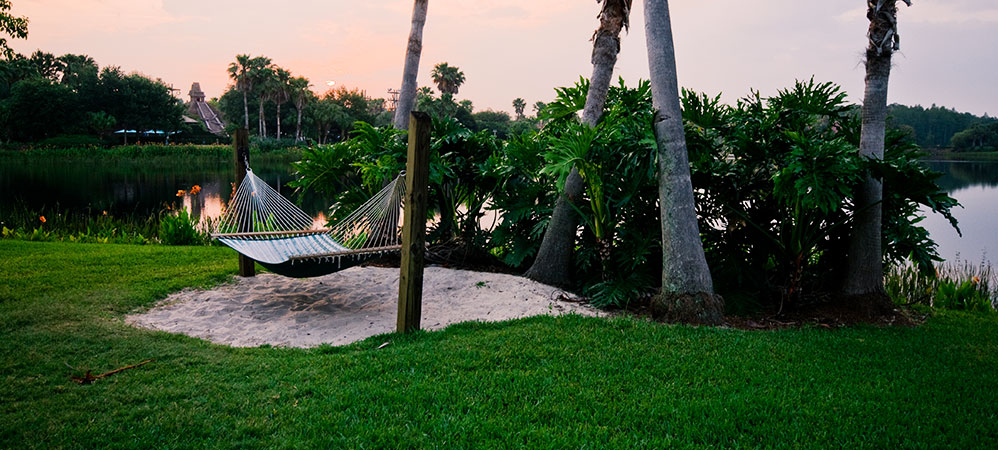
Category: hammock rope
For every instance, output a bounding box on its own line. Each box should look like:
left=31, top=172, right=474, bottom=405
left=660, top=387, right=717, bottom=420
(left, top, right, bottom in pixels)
left=212, top=168, right=406, bottom=277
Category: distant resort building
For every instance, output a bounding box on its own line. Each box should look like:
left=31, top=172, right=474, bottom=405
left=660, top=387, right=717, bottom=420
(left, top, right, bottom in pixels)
left=185, top=82, right=226, bottom=135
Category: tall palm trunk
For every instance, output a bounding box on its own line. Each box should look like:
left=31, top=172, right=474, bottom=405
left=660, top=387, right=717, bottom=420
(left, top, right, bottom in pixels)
left=295, top=106, right=303, bottom=141
left=242, top=90, right=249, bottom=129
left=644, top=0, right=722, bottom=324
left=842, top=0, right=911, bottom=312
left=276, top=103, right=282, bottom=140
left=259, top=100, right=267, bottom=138
left=525, top=0, right=631, bottom=288
left=392, top=0, right=428, bottom=130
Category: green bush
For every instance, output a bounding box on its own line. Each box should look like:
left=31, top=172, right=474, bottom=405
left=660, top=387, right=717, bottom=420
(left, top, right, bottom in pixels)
left=292, top=78, right=960, bottom=311
left=158, top=208, right=205, bottom=245
left=683, top=79, right=959, bottom=312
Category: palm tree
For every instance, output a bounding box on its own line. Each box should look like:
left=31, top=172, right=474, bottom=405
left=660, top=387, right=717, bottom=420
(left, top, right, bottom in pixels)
left=30, top=50, right=64, bottom=81
left=270, top=67, right=291, bottom=140
left=430, top=62, right=465, bottom=95
left=643, top=0, right=722, bottom=324
left=512, top=98, right=526, bottom=120
left=250, top=59, right=274, bottom=138
left=392, top=0, right=429, bottom=130
left=841, top=0, right=912, bottom=312
left=289, top=76, right=312, bottom=142
left=525, top=0, right=632, bottom=288
left=227, top=54, right=254, bottom=129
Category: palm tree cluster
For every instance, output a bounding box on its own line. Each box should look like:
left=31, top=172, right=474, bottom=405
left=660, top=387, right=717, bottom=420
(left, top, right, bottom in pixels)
left=227, top=54, right=312, bottom=141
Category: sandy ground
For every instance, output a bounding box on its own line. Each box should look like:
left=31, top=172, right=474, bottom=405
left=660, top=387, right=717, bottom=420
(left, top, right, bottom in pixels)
left=126, top=266, right=602, bottom=348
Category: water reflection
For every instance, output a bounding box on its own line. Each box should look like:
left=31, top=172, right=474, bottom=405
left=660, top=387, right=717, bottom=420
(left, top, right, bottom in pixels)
left=921, top=160, right=998, bottom=263
left=0, top=157, right=328, bottom=226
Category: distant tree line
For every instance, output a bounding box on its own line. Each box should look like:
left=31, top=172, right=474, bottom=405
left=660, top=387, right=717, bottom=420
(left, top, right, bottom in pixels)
left=0, top=51, right=186, bottom=144
left=887, top=103, right=997, bottom=150
left=218, top=56, right=540, bottom=144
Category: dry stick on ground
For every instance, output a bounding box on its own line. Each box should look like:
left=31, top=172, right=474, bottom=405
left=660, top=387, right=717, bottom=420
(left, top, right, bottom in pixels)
left=70, top=359, right=154, bottom=385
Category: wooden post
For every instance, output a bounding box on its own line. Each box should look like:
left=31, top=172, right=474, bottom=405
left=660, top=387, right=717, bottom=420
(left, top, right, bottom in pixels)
left=233, top=128, right=255, bottom=277
left=397, top=112, right=431, bottom=333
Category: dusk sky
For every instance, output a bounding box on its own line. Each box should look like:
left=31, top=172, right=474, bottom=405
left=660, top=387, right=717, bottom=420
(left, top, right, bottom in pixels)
left=10, top=0, right=998, bottom=117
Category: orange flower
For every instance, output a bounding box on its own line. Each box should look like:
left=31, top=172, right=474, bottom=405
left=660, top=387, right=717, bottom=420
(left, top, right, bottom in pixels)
left=190, top=185, right=202, bottom=195
left=39, top=216, right=46, bottom=223
left=102, top=210, right=108, bottom=216
left=972, top=276, right=981, bottom=284
left=176, top=189, right=187, bottom=197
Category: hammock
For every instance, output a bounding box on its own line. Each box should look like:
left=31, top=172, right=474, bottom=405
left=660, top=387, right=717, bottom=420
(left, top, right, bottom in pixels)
left=212, top=168, right=406, bottom=278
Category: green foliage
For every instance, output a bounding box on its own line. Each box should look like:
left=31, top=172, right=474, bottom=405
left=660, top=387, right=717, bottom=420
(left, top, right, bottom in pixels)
left=886, top=257, right=996, bottom=312
left=1, top=77, right=79, bottom=141
left=0, top=0, right=28, bottom=60
left=0, top=57, right=184, bottom=143
left=292, top=118, right=499, bottom=247
left=158, top=208, right=206, bottom=245
left=495, top=78, right=660, bottom=307
left=0, top=203, right=157, bottom=244
left=430, top=62, right=465, bottom=95
left=950, top=121, right=998, bottom=152
left=291, top=77, right=957, bottom=311
left=684, top=79, right=960, bottom=311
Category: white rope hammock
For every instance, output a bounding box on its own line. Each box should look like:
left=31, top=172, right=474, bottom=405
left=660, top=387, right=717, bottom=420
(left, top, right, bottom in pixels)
left=212, top=168, right=406, bottom=277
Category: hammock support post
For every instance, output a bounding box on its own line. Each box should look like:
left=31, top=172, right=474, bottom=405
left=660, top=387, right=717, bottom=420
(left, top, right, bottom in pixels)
left=233, top=128, right=255, bottom=277
left=397, top=111, right=430, bottom=333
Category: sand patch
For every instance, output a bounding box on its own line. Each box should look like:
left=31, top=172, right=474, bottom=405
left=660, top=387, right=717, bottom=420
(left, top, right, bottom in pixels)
left=126, top=266, right=601, bottom=348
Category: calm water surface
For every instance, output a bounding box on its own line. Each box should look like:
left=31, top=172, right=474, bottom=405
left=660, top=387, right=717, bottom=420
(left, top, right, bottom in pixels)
left=920, top=160, right=998, bottom=265
left=0, top=157, right=329, bottom=228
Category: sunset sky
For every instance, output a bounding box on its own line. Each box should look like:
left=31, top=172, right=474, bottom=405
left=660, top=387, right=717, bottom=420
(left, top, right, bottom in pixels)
left=9, top=0, right=998, bottom=117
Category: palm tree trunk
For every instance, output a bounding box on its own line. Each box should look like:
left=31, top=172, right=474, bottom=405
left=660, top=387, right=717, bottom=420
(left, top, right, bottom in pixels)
left=242, top=90, right=249, bottom=129
left=644, top=0, right=722, bottom=324
left=295, top=106, right=303, bottom=141
left=259, top=100, right=267, bottom=138
left=392, top=0, right=429, bottom=131
left=276, top=103, right=282, bottom=140
left=525, top=1, right=630, bottom=288
left=841, top=0, right=909, bottom=315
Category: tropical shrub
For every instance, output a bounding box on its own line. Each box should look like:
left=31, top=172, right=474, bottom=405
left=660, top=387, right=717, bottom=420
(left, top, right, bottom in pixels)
left=683, top=79, right=959, bottom=312
left=291, top=78, right=960, bottom=311
left=291, top=118, right=502, bottom=249
left=158, top=208, right=204, bottom=245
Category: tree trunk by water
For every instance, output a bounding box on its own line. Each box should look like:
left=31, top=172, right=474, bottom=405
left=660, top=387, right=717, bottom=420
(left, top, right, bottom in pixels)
left=525, top=1, right=631, bottom=288
left=392, top=0, right=428, bottom=131
left=276, top=103, right=282, bottom=140
left=644, top=0, right=722, bottom=325
left=841, top=0, right=910, bottom=315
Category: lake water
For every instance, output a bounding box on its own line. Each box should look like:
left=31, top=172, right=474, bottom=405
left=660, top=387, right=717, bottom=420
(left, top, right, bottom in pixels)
left=0, top=156, right=329, bottom=229
left=0, top=157, right=994, bottom=266
left=920, top=160, right=998, bottom=265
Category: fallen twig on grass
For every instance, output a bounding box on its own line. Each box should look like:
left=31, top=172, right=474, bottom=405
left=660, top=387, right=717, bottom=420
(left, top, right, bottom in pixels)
left=70, top=359, right=154, bottom=384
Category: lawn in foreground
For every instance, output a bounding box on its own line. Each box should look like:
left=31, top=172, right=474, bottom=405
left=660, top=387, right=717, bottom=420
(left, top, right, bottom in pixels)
left=2, top=241, right=997, bottom=448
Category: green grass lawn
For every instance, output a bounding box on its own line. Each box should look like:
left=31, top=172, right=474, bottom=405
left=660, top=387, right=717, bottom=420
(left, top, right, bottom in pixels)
left=2, top=241, right=997, bottom=448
